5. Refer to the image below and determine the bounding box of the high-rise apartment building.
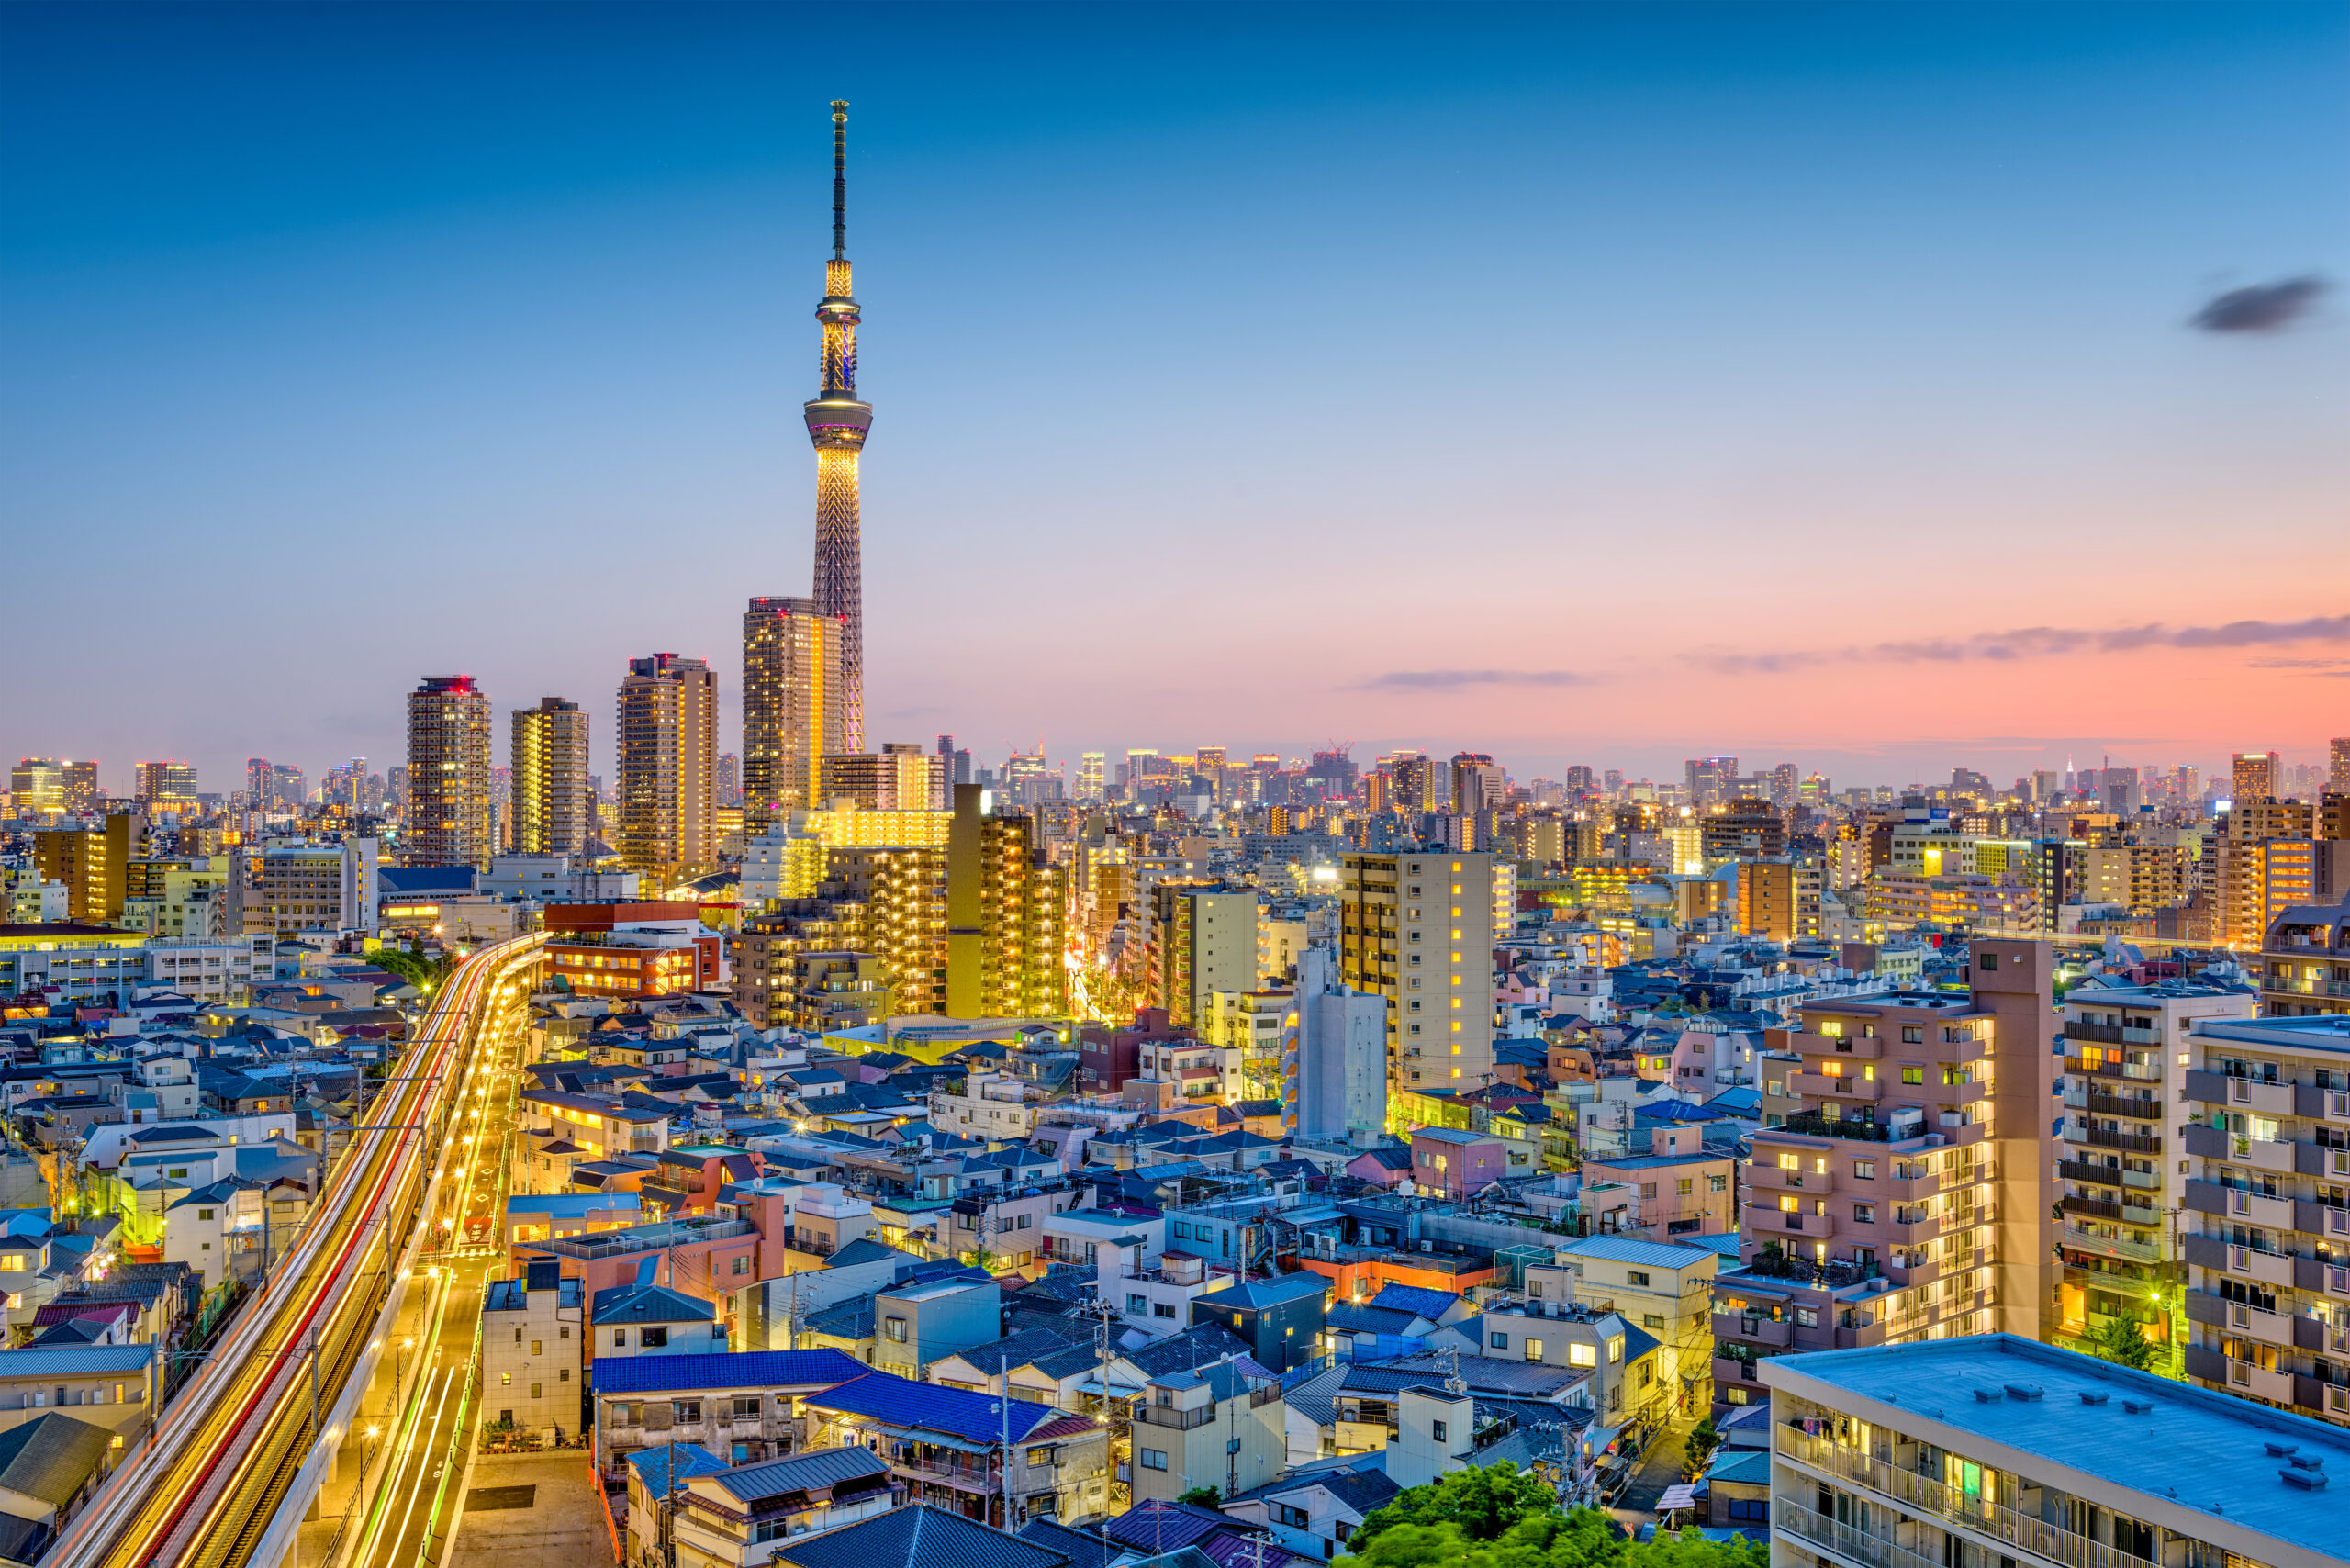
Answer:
[714,752,742,809]
[1712,940,2054,1374]
[245,758,272,806]
[270,763,305,810]
[1151,886,1259,1027]
[2332,736,2350,798]
[510,698,590,857]
[1077,752,1106,800]
[2263,901,2350,1018]
[1737,859,1796,940]
[131,762,198,809]
[806,102,871,755]
[1764,1336,2336,1568]
[2179,1009,2350,1428]
[58,761,99,816]
[944,784,1068,1019]
[2051,980,2254,1361]
[818,743,942,811]
[234,840,382,935]
[405,675,494,869]
[2217,798,2316,945]
[1338,851,1499,1113]
[1388,753,1437,814]
[615,654,717,886]
[32,814,133,922]
[742,596,844,834]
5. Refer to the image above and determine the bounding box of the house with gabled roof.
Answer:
[801,1369,1111,1529]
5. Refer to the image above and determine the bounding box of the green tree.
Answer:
[1681,1418,1721,1481]
[1353,1463,1560,1553]
[2088,1316,2159,1372]
[1177,1485,1223,1507]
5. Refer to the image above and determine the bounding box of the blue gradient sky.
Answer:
[5,3,2344,795]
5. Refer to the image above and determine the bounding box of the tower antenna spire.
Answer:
[831,99,848,260]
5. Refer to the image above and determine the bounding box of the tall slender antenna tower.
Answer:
[806,99,871,753]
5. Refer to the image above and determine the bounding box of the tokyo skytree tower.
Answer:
[805,100,872,753]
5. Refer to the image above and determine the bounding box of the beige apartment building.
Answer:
[1128,1358,1286,1505]
[2051,979,2255,1362]
[1339,852,1499,1114]
[2262,899,2350,1019]
[616,654,718,887]
[1711,940,2054,1406]
[2180,1011,2350,1427]
[742,597,843,834]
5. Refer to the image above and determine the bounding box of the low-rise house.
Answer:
[0,1345,155,1437]
[0,1409,117,1563]
[1223,1460,1400,1562]
[1702,1445,1769,1532]
[593,1348,868,1476]
[1187,1272,1327,1373]
[1129,1359,1284,1506]
[1115,1253,1236,1342]
[801,1371,1110,1529]
[670,1445,903,1568]
[1472,1296,1662,1430]
[593,1284,724,1362]
[872,1277,999,1380]
[1546,1236,1717,1419]
[625,1440,731,1568]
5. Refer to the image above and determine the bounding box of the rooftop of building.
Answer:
[1768,1334,2348,1559]
[2190,1013,2350,1056]
[1557,1235,1719,1271]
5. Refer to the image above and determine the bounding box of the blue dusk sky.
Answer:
[3,2,2344,794]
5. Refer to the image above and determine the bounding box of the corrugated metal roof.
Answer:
[1558,1235,1718,1271]
[805,1370,1059,1445]
[707,1443,888,1504]
[0,1412,112,1506]
[0,1345,153,1377]
[592,1349,865,1395]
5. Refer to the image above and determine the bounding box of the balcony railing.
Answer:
[1778,1430,2161,1568]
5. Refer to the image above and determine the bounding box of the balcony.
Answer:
[1711,1310,1795,1350]
[2294,1198,2350,1241]
[2221,1357,2298,1406]
[1805,1033,1884,1060]
[2214,1075,2297,1117]
[1743,1204,1833,1239]
[1133,1403,1218,1430]
[2065,1124,2161,1155]
[2216,1237,2298,1290]
[2185,1181,2294,1231]
[1710,1353,1763,1386]
[899,1455,998,1491]
[2298,1141,2350,1181]
[1790,1070,1879,1103]
[1774,1497,1940,1568]
[1747,1163,1833,1196]
[2185,1290,2295,1350]
[2060,1224,2161,1265]
[2066,1090,2164,1121]
[1777,1429,2156,1568]
[2298,1083,2350,1123]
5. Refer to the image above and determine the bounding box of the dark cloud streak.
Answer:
[1357,669,1593,691]
[1691,615,2350,675]
[2191,275,2329,333]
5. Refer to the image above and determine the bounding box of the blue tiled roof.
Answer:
[1558,1235,1716,1271]
[1367,1283,1460,1321]
[624,1441,728,1492]
[804,1370,1059,1444]
[591,1349,866,1395]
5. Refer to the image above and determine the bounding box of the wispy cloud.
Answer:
[1689,615,2350,675]
[1355,668,1594,691]
[2191,275,2331,333]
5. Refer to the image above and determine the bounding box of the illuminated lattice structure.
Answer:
[805,100,872,754]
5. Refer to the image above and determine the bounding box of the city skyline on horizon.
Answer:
[4,4,2343,793]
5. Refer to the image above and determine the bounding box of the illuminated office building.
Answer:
[405,676,493,869]
[615,654,717,886]
[743,596,844,834]
[33,814,132,922]
[818,743,942,811]
[11,760,64,818]
[132,762,198,811]
[805,101,871,754]
[2233,749,2279,805]
[510,697,590,857]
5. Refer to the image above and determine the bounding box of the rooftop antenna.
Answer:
[831,100,849,262]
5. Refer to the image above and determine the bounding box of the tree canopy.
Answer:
[1337,1464,1763,1568]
